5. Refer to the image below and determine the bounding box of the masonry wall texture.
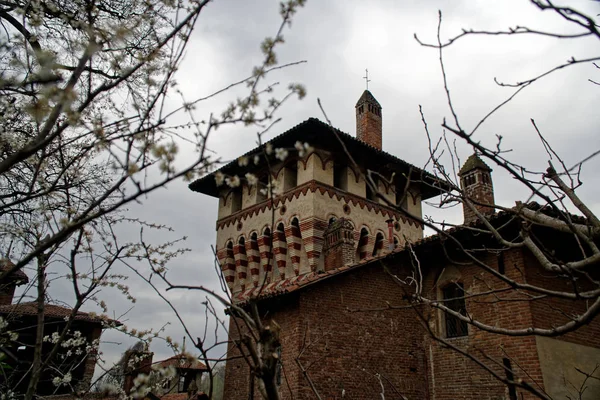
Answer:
[223,246,600,400]
[191,90,600,399]
[223,264,430,400]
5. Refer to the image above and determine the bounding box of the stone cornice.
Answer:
[216,180,422,230]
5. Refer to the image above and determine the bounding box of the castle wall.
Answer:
[215,179,423,295]
[223,264,429,400]
[423,249,545,400]
[423,248,600,400]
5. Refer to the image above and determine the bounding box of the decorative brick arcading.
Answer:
[216,246,236,291]
[323,218,356,271]
[273,227,288,280]
[284,223,302,276]
[245,237,260,287]
[258,233,273,283]
[233,242,248,291]
[300,217,327,272]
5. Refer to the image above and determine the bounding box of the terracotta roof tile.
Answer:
[0,259,29,284]
[158,354,208,371]
[0,302,119,325]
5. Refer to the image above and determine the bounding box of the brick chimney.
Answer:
[122,348,154,395]
[356,90,382,150]
[0,259,29,306]
[323,218,355,271]
[458,153,495,224]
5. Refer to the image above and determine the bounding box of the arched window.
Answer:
[372,232,384,257]
[442,283,468,338]
[357,228,369,260]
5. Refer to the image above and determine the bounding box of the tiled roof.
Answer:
[235,254,393,306]
[0,259,29,284]
[158,354,208,371]
[0,302,119,325]
[458,153,492,175]
[355,89,381,107]
[189,118,444,200]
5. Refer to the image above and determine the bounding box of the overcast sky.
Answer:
[36,0,600,375]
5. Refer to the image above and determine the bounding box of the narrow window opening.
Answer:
[482,172,490,185]
[442,283,468,338]
[357,228,369,261]
[463,173,477,187]
[396,191,408,209]
[372,232,384,257]
[328,217,337,226]
[178,373,186,392]
[257,174,269,202]
[231,189,242,213]
[393,237,399,248]
[498,253,505,275]
[282,164,297,192]
[334,165,347,191]
[366,181,377,202]
[503,358,518,400]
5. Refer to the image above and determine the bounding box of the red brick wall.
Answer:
[224,264,428,399]
[356,107,382,150]
[223,246,600,399]
[295,265,428,399]
[223,297,303,399]
[423,249,545,400]
[524,251,600,348]
[462,171,495,225]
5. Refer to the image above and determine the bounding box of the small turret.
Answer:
[458,153,495,224]
[356,90,382,150]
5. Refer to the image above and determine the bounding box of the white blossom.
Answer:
[214,172,225,186]
[275,148,288,161]
[238,156,249,167]
[245,173,258,186]
[225,175,240,188]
